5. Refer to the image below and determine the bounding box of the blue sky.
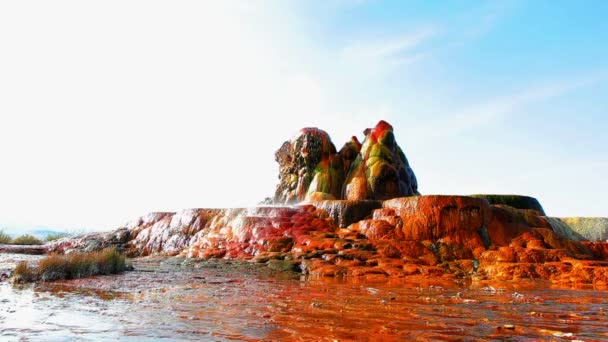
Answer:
[0,0,606,233]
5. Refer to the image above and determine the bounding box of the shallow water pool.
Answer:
[1,254,607,341]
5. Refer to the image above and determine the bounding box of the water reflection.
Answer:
[1,254,607,341]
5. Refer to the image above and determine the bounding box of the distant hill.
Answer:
[558,217,608,242]
[29,229,70,239]
[0,227,71,239]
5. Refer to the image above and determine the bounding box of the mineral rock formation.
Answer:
[47,195,608,286]
[343,120,419,200]
[313,200,381,228]
[36,121,608,287]
[337,136,362,177]
[274,128,345,202]
[274,120,418,203]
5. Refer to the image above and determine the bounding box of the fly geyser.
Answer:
[274,121,419,203]
[44,120,608,286]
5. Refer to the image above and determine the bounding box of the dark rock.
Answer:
[266,259,299,272]
[343,121,419,200]
[115,228,130,244]
[486,205,535,247]
[84,240,101,253]
[0,244,47,255]
[313,200,382,228]
[469,194,546,215]
[338,136,362,176]
[274,128,344,202]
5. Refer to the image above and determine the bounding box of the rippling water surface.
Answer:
[1,253,607,341]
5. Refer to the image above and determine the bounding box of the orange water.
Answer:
[1,254,607,341]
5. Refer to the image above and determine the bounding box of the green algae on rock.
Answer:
[343,120,419,201]
[469,194,546,215]
[545,217,587,241]
[274,128,345,202]
[273,121,419,203]
[554,217,608,242]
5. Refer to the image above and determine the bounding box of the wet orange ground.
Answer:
[1,255,607,341]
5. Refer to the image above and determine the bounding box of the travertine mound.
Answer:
[274,128,345,202]
[274,120,419,203]
[48,196,608,286]
[39,121,608,286]
[343,120,419,200]
[470,194,545,215]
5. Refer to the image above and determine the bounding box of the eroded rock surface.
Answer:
[313,200,381,228]
[0,244,47,255]
[470,194,546,215]
[343,120,419,200]
[34,121,608,286]
[274,128,345,202]
[274,120,418,203]
[47,196,608,286]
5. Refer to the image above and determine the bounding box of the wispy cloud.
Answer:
[336,1,517,75]
[459,0,522,41]
[341,26,440,71]
[344,27,438,59]
[422,71,608,136]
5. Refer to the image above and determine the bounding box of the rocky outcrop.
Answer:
[49,229,132,254]
[274,121,419,203]
[45,195,608,286]
[337,136,362,177]
[274,128,345,202]
[313,200,381,228]
[0,244,47,255]
[182,206,336,259]
[486,205,552,246]
[343,120,419,200]
[545,217,587,241]
[470,194,546,215]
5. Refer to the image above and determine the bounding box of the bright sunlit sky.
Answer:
[1,1,607,233]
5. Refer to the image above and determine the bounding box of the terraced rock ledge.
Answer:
[44,195,608,287]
